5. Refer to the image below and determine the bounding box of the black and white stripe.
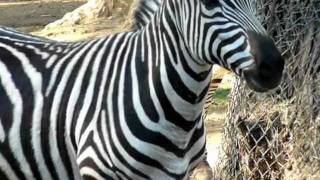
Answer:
[0,0,283,179]
[134,0,161,29]
[134,0,231,121]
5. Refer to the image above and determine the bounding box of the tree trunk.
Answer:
[44,0,117,30]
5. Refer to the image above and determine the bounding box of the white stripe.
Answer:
[0,153,19,180]
[117,37,178,178]
[79,167,105,180]
[64,134,81,180]
[77,34,140,178]
[46,42,86,96]
[203,21,238,60]
[25,45,50,59]
[220,36,246,58]
[0,43,52,179]
[77,34,125,173]
[159,48,204,121]
[77,147,118,179]
[0,59,34,180]
[49,41,96,180]
[56,47,63,53]
[132,37,206,174]
[75,34,121,156]
[101,110,143,179]
[46,54,58,68]
[116,172,128,180]
[105,34,148,180]
[72,38,105,144]
[0,118,5,143]
[133,40,198,144]
[65,37,112,180]
[162,32,211,95]
[236,59,254,73]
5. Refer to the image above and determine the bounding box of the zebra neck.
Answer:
[137,14,213,126]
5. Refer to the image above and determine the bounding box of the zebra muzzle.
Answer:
[243,32,285,92]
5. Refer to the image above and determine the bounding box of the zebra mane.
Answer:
[133,0,161,29]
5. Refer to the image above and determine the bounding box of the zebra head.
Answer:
[177,0,285,92]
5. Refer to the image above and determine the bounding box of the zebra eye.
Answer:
[201,0,219,7]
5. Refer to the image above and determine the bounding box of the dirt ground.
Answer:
[0,0,229,173]
[0,0,85,32]
[0,0,130,41]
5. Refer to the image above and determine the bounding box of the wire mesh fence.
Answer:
[213,0,320,179]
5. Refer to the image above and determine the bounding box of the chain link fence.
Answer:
[213,0,320,179]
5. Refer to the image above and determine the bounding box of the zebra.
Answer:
[0,0,284,179]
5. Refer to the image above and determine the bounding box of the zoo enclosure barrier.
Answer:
[212,0,320,179]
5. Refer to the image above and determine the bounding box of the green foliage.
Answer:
[212,88,231,107]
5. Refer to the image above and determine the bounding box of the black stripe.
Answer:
[135,35,160,123]
[98,114,131,180]
[0,46,43,179]
[43,42,94,180]
[217,32,243,60]
[78,132,115,179]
